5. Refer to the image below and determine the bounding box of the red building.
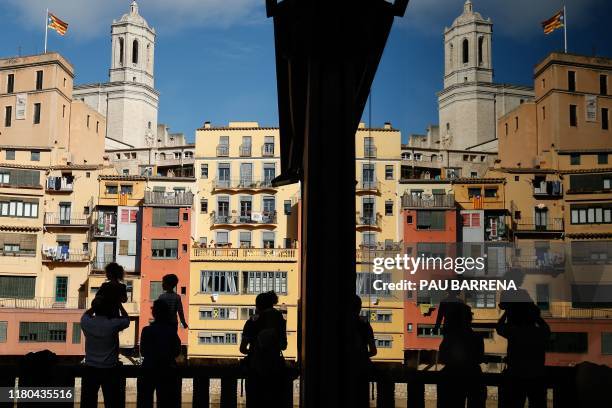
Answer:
[139,193,193,344]
[401,191,457,361]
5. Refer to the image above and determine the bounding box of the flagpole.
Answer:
[563,5,568,53]
[44,8,48,53]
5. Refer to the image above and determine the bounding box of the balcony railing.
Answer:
[192,247,297,261]
[542,303,612,319]
[513,218,564,232]
[402,193,455,209]
[357,248,401,262]
[144,191,194,207]
[44,213,91,226]
[364,146,377,158]
[356,215,382,228]
[0,361,577,408]
[0,297,84,309]
[211,212,277,226]
[46,177,74,192]
[262,143,275,157]
[0,249,36,257]
[533,181,563,197]
[239,144,252,157]
[216,145,229,157]
[212,179,275,190]
[92,215,117,237]
[42,249,90,263]
[356,180,381,192]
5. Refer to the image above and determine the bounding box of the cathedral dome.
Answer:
[117,1,151,29]
[452,1,488,26]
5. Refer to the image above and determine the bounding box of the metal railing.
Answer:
[356,180,381,192]
[543,303,612,319]
[0,249,36,257]
[44,213,91,226]
[402,194,455,209]
[144,191,194,206]
[216,145,229,157]
[46,177,74,192]
[92,215,117,237]
[211,213,277,225]
[262,144,275,157]
[239,144,252,157]
[356,215,381,228]
[513,217,564,232]
[42,249,90,263]
[533,181,563,197]
[0,297,83,309]
[192,247,297,261]
[212,179,275,190]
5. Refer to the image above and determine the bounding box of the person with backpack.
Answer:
[240,291,288,408]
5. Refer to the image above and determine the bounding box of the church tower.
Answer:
[74,1,159,148]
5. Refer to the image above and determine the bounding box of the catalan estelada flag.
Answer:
[542,9,564,35]
[47,12,68,36]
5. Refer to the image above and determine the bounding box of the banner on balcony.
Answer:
[251,212,263,222]
[585,95,597,122]
[15,93,27,120]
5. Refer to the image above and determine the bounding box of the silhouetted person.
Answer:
[437,303,486,408]
[349,295,377,408]
[137,300,182,408]
[240,291,288,408]
[95,262,128,318]
[435,290,465,335]
[80,298,130,407]
[157,274,188,330]
[18,350,72,408]
[496,302,550,408]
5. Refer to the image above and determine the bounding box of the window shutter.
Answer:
[130,209,137,223]
[151,240,165,250]
[128,240,136,255]
[166,208,179,224]
[431,211,446,230]
[119,240,129,255]
[417,211,431,227]
[471,213,481,227]
[120,209,129,223]
[152,208,164,226]
[0,321,7,343]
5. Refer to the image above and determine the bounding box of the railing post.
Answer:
[193,376,210,408]
[220,376,237,408]
[376,379,395,408]
[407,381,425,408]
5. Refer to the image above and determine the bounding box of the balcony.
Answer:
[211,212,277,226]
[192,247,297,261]
[144,191,194,207]
[45,177,74,193]
[42,249,90,263]
[0,297,84,309]
[44,213,91,227]
[533,181,563,198]
[216,145,229,157]
[262,143,275,157]
[356,180,381,193]
[212,179,276,192]
[356,215,382,229]
[402,193,455,209]
[0,248,36,257]
[513,218,564,233]
[364,146,377,158]
[357,248,401,263]
[239,144,252,157]
[92,215,117,238]
[90,258,138,274]
[543,303,612,319]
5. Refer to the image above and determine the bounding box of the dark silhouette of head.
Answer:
[105,262,124,281]
[91,297,114,318]
[162,274,179,291]
[255,291,278,312]
[152,299,171,323]
[352,295,362,316]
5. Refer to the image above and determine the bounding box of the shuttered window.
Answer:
[0,233,37,255]
[119,240,129,255]
[417,210,445,230]
[72,323,81,344]
[150,281,163,300]
[120,208,138,224]
[151,239,178,259]
[152,208,179,227]
[0,276,35,298]
[0,169,39,187]
[0,321,7,343]
[19,322,66,342]
[603,333,612,355]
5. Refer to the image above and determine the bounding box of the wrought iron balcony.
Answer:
[262,143,275,157]
[216,145,229,157]
[513,217,564,233]
[0,296,85,309]
[533,181,563,197]
[239,144,252,157]
[356,180,381,192]
[402,193,455,209]
[212,179,276,191]
[356,215,382,228]
[144,191,194,207]
[42,249,90,263]
[44,213,91,227]
[45,177,74,193]
[92,215,117,238]
[192,247,297,261]
[211,212,277,226]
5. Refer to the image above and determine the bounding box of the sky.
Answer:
[1,0,611,143]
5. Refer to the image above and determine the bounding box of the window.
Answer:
[263,136,275,156]
[263,231,275,248]
[72,323,81,344]
[417,210,445,230]
[55,276,68,302]
[504,123,508,136]
[484,188,497,198]
[417,324,442,337]
[385,200,393,216]
[239,231,252,248]
[263,196,275,215]
[600,75,608,96]
[19,322,66,342]
[216,231,229,246]
[5,106,12,127]
[542,106,546,120]
[36,70,43,90]
[0,276,35,298]
[462,38,469,64]
[284,200,292,215]
[198,332,238,345]
[356,273,390,297]
[5,150,15,160]
[31,151,40,161]
[375,337,393,348]
[86,115,90,128]
[200,164,208,179]
[132,40,139,64]
[0,321,6,343]
[547,332,588,354]
[263,163,276,184]
[598,153,609,165]
[570,205,611,225]
[536,284,550,310]
[468,292,496,308]
[478,36,484,64]
[7,74,14,93]
[199,307,238,320]
[152,208,179,227]
[62,105,66,118]
[96,121,99,133]
[33,103,41,124]
[151,239,178,259]
[118,240,137,256]
[120,185,133,195]
[361,232,376,248]
[515,116,519,130]
[105,184,118,195]
[200,199,208,213]
[244,271,288,294]
[200,271,239,294]
[385,165,394,180]
[120,208,138,223]
[569,104,577,127]
[462,212,481,228]
[570,153,581,165]
[603,108,609,130]
[0,200,39,218]
[467,187,481,198]
[568,71,576,92]
[603,333,612,355]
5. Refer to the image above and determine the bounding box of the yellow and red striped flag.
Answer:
[542,9,564,35]
[47,12,68,36]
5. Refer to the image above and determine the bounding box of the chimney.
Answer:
[203,121,211,129]
[384,122,392,129]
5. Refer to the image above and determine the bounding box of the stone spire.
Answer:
[130,1,139,15]
[464,0,473,13]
